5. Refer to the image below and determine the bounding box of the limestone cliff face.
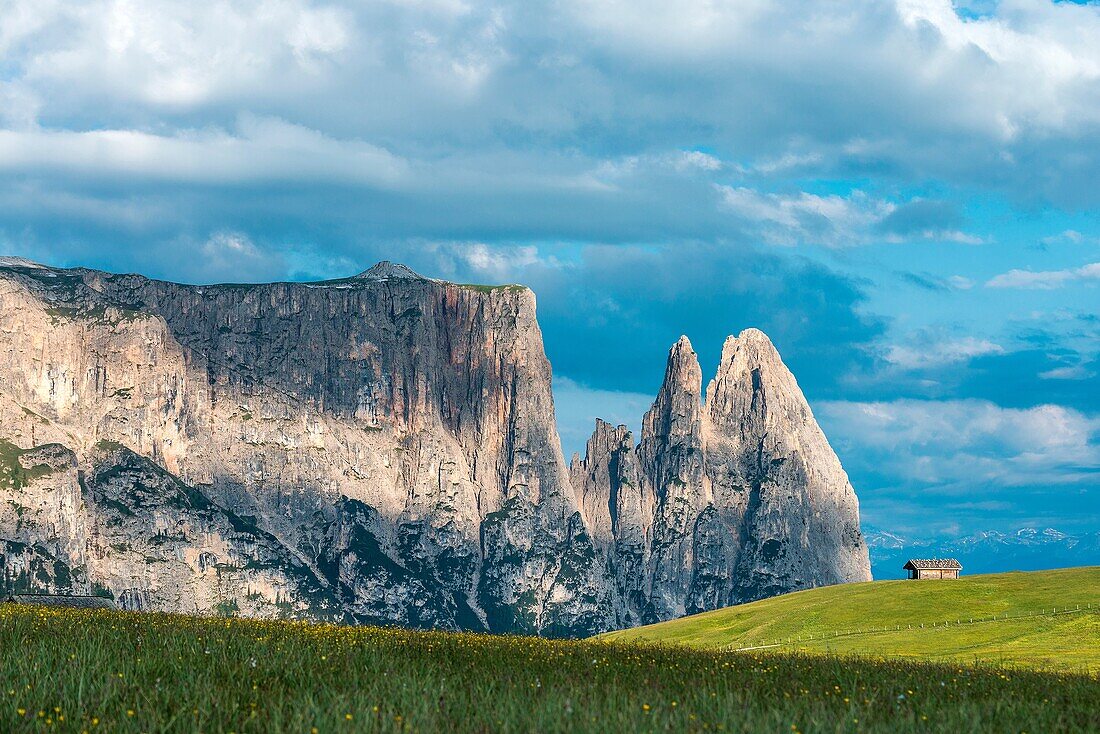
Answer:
[0,257,867,633]
[0,259,609,634]
[570,332,871,625]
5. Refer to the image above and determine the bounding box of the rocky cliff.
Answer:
[0,257,868,634]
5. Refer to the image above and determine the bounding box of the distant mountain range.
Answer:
[866,527,1100,579]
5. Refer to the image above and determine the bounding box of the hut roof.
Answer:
[4,594,117,610]
[903,558,962,570]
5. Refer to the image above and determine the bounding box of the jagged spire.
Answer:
[664,336,703,398]
[572,418,639,545]
[705,327,803,431]
[640,336,703,443]
[717,328,781,368]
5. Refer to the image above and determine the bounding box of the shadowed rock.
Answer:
[0,259,868,634]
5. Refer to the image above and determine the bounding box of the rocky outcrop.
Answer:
[0,258,867,633]
[0,441,88,596]
[1,439,344,616]
[571,332,871,625]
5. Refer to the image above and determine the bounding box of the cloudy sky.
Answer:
[2,0,1098,539]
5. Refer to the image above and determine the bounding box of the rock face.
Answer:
[0,258,868,634]
[570,332,871,626]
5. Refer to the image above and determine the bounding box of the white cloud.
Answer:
[893,0,1100,137]
[743,151,824,175]
[0,1,1097,178]
[0,0,1097,239]
[119,230,289,284]
[674,150,723,172]
[986,262,1100,289]
[564,0,1100,139]
[6,0,353,109]
[1040,229,1088,246]
[0,116,410,186]
[0,80,40,129]
[716,185,893,247]
[451,242,543,280]
[884,337,1004,370]
[713,185,983,247]
[817,398,1100,488]
[195,231,286,283]
[1039,365,1096,381]
[948,275,974,290]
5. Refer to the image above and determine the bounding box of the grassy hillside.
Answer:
[1,605,1097,733]
[604,567,1100,673]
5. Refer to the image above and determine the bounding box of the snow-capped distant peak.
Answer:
[865,531,908,549]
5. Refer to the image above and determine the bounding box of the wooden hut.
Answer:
[903,558,962,580]
[3,593,117,610]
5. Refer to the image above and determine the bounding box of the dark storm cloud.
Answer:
[521,242,885,397]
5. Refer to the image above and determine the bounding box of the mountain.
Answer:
[0,258,868,634]
[866,527,1100,579]
[572,332,870,626]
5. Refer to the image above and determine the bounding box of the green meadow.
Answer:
[604,567,1100,674]
[1,599,1097,733]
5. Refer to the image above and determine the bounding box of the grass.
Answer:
[0,439,56,491]
[1,605,1097,733]
[603,567,1100,674]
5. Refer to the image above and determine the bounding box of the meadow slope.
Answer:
[603,567,1100,673]
[1,605,1097,733]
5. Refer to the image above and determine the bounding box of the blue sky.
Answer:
[1,0,1097,539]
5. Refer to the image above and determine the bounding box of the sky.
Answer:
[1,0,1097,539]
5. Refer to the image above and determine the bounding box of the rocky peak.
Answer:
[719,328,780,367]
[643,336,703,442]
[354,261,430,281]
[668,335,702,389]
[583,419,632,458]
[705,327,805,435]
[639,336,705,503]
[573,327,871,623]
[571,419,639,546]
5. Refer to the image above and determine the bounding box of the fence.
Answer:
[722,602,1097,652]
